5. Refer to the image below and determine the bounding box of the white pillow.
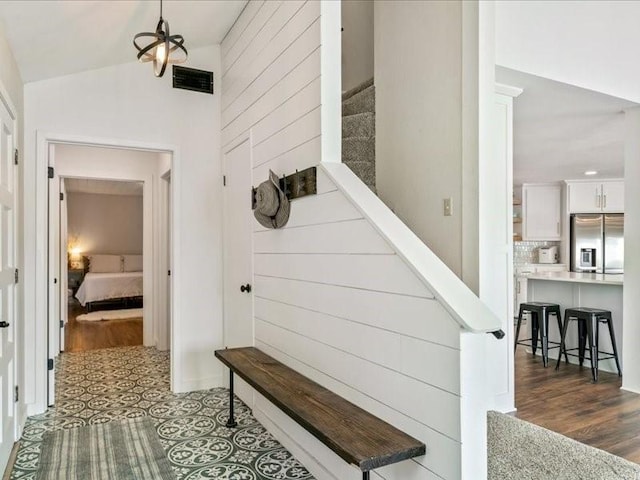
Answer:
[123,255,143,272]
[89,254,122,273]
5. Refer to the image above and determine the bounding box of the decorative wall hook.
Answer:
[279,166,317,201]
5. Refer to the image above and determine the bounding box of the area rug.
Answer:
[488,411,640,480]
[76,308,143,322]
[36,417,175,480]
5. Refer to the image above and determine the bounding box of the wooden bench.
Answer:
[215,347,426,480]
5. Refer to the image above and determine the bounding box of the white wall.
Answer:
[623,108,640,393]
[0,24,25,430]
[67,192,143,255]
[495,0,640,392]
[222,2,495,478]
[374,0,468,283]
[24,45,222,412]
[341,0,374,92]
[495,1,640,104]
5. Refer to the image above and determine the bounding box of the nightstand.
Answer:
[68,268,85,295]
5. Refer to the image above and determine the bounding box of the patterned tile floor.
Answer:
[10,346,314,480]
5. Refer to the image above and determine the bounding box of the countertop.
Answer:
[525,271,624,285]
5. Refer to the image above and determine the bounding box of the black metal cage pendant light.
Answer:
[133,0,188,78]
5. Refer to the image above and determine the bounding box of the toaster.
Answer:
[538,246,559,264]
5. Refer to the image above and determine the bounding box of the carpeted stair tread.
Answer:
[342,77,374,102]
[342,136,375,164]
[343,112,375,138]
[342,85,375,116]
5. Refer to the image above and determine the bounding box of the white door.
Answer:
[47,145,59,406]
[223,138,254,350]
[0,95,17,468]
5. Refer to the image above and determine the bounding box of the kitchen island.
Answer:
[525,271,623,374]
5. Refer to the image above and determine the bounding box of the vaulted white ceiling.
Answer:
[0,0,247,83]
[497,67,637,186]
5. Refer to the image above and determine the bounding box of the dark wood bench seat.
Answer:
[215,347,426,479]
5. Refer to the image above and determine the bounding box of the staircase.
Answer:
[342,78,375,192]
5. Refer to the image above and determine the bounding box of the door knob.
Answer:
[240,284,252,293]
[0,321,10,328]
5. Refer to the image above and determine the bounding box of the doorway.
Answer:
[44,141,176,407]
[63,178,145,352]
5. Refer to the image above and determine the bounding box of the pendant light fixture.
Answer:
[133,0,188,78]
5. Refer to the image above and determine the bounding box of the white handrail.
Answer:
[320,162,502,333]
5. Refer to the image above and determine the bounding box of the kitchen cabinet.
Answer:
[601,181,624,212]
[522,183,562,241]
[567,180,624,213]
[514,264,567,318]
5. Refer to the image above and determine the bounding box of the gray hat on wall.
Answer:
[253,170,290,229]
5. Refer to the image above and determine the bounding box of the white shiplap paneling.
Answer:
[221,0,264,60]
[223,49,320,147]
[254,254,430,297]
[254,297,461,394]
[223,2,320,113]
[251,77,321,147]
[222,1,283,75]
[253,219,394,254]
[255,341,462,480]
[253,275,460,348]
[223,1,305,87]
[222,1,466,479]
[252,107,320,167]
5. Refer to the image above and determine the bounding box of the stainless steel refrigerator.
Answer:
[570,214,624,273]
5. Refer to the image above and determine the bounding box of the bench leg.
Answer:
[363,472,370,480]
[226,370,238,428]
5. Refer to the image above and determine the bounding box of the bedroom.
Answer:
[48,143,172,371]
[65,178,144,352]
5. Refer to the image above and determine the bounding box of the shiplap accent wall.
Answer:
[222,2,485,479]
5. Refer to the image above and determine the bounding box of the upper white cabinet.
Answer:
[522,183,562,241]
[566,180,624,213]
[601,181,624,212]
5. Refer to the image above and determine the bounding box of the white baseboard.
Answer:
[27,402,47,417]
[620,386,640,395]
[175,374,223,393]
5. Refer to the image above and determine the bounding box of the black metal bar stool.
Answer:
[555,307,621,382]
[514,302,565,367]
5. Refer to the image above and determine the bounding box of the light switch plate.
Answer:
[444,198,452,216]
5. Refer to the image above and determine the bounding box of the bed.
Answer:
[75,254,143,311]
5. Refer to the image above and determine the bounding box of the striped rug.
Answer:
[36,417,175,480]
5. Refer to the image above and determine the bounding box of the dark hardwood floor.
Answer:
[65,301,143,353]
[515,347,640,463]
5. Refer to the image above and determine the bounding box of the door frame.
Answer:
[156,168,171,351]
[0,80,20,445]
[32,132,182,413]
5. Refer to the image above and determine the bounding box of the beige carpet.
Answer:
[76,308,143,322]
[488,411,640,480]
